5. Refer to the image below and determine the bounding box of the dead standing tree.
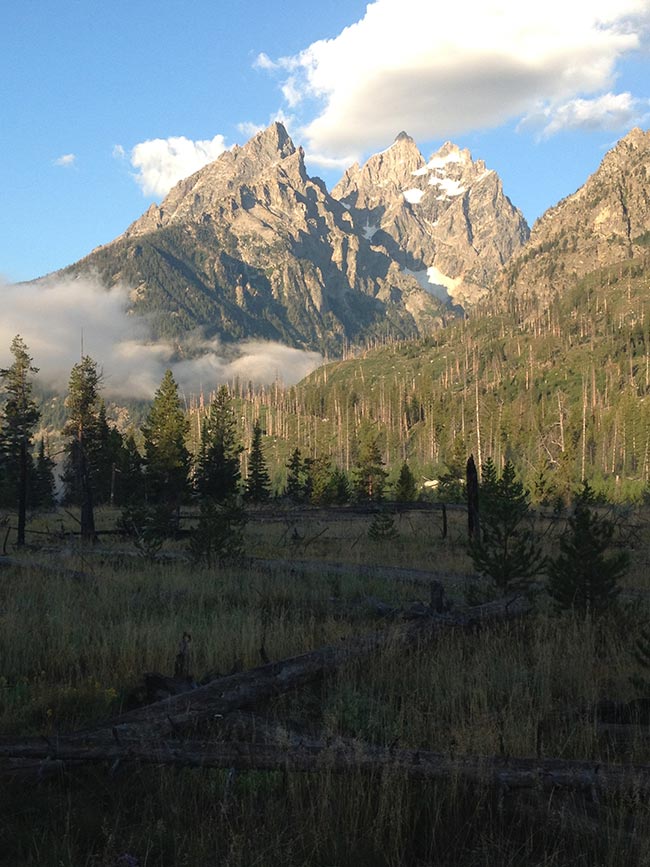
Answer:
[466,454,480,540]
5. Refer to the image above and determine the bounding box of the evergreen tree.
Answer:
[309,455,335,504]
[368,509,399,541]
[330,468,351,504]
[244,419,271,502]
[31,438,56,511]
[394,461,418,502]
[62,355,101,541]
[189,497,247,566]
[115,433,144,506]
[353,424,387,502]
[469,459,544,593]
[285,447,307,500]
[546,482,629,616]
[85,401,126,505]
[438,434,467,501]
[142,370,190,512]
[195,386,242,501]
[0,336,40,545]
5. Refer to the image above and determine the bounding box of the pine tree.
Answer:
[353,424,387,502]
[438,434,466,501]
[244,419,271,502]
[85,401,126,505]
[394,461,418,502]
[62,355,101,541]
[330,468,351,504]
[0,336,40,545]
[368,509,399,541]
[115,434,144,506]
[469,459,544,593]
[195,386,242,501]
[189,497,247,566]
[285,447,306,500]
[31,438,56,511]
[142,370,190,512]
[546,482,629,616]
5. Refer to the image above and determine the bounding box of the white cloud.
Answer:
[130,134,228,198]
[112,144,126,159]
[237,121,264,138]
[263,0,650,157]
[53,153,76,167]
[254,51,279,71]
[523,92,650,138]
[281,77,303,108]
[0,277,322,398]
[305,151,359,170]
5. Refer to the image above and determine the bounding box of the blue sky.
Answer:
[2,0,650,284]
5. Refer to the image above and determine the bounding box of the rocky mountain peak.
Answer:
[123,122,302,237]
[331,135,529,305]
[505,126,650,299]
[241,120,296,165]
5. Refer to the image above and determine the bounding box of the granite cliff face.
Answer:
[63,123,446,352]
[505,128,650,298]
[332,132,530,306]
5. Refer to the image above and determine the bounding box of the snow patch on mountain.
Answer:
[428,177,466,197]
[402,265,462,303]
[362,219,379,240]
[403,188,425,204]
[426,150,465,170]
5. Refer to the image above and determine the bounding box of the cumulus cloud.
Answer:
[523,92,650,138]
[263,0,650,157]
[53,153,76,167]
[130,134,228,198]
[0,277,323,399]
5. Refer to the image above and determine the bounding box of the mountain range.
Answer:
[41,123,650,354]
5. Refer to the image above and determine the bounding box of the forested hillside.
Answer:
[231,251,650,502]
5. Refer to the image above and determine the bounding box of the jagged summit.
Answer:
[124,122,300,238]
[60,122,447,352]
[505,127,650,298]
[332,136,529,305]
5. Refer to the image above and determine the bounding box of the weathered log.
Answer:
[252,556,477,589]
[2,735,650,796]
[0,592,532,784]
[77,593,529,741]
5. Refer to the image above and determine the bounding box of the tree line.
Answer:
[0,337,428,548]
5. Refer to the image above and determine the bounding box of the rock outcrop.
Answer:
[332,133,530,306]
[504,128,650,299]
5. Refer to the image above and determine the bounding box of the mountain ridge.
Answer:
[49,122,531,352]
[33,123,650,358]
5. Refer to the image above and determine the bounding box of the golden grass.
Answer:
[2,504,650,865]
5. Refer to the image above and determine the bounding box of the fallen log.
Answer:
[2,735,650,796]
[78,593,529,741]
[0,592,532,784]
[252,556,476,589]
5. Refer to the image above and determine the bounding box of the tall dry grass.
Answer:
[1,504,650,865]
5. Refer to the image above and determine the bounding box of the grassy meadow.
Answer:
[2,504,650,866]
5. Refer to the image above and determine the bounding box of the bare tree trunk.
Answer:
[466,454,480,540]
